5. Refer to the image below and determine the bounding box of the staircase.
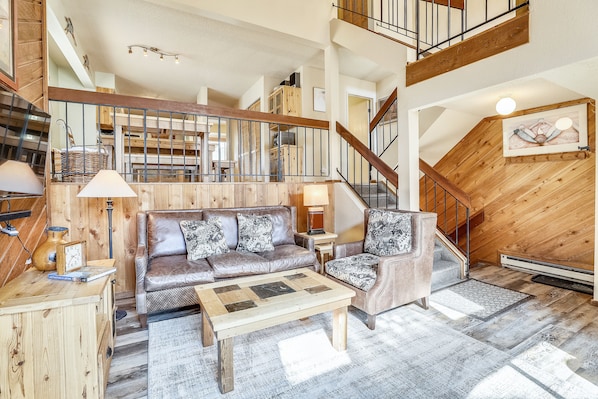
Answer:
[431,237,465,292]
[352,183,397,208]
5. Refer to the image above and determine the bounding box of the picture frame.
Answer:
[56,240,87,275]
[0,0,17,90]
[502,103,588,157]
[377,96,398,123]
[313,87,326,112]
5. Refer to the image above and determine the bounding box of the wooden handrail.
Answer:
[48,87,329,130]
[369,88,397,132]
[336,122,398,187]
[419,159,471,208]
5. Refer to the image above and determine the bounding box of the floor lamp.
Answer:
[78,170,137,320]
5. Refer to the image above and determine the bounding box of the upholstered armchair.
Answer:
[325,208,437,330]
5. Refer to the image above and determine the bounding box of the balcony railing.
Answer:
[334,0,530,59]
[48,87,329,184]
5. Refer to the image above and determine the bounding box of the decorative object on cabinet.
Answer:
[502,103,588,157]
[77,170,137,259]
[0,160,44,235]
[56,240,87,274]
[303,184,329,235]
[0,259,116,398]
[31,226,69,271]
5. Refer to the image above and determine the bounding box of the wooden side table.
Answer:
[296,231,338,273]
[0,259,116,399]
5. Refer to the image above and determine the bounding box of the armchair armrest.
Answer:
[294,233,315,252]
[134,244,149,315]
[333,240,365,259]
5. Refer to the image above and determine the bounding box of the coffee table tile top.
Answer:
[251,281,296,299]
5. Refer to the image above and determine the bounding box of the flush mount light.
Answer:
[496,97,516,115]
[555,116,573,131]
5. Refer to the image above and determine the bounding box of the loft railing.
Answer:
[48,87,329,183]
[333,0,529,59]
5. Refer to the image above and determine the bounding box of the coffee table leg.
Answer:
[218,338,234,393]
[332,306,348,351]
[201,311,214,347]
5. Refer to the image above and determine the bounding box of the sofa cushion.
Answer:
[236,213,275,253]
[180,218,230,260]
[203,206,295,248]
[258,244,319,273]
[145,255,214,292]
[147,210,202,259]
[325,253,380,292]
[208,251,270,278]
[364,209,412,256]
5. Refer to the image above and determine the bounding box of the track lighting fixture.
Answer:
[128,45,180,64]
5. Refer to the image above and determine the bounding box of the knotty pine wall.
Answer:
[48,182,335,296]
[432,98,595,271]
[0,0,49,287]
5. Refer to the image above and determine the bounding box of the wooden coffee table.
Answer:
[195,267,355,393]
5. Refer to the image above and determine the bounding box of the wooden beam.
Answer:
[406,11,529,86]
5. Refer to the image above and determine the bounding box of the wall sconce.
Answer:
[77,170,137,258]
[303,185,329,235]
[0,160,44,236]
[496,97,516,115]
[128,44,180,64]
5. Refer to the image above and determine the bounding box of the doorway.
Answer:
[347,94,372,184]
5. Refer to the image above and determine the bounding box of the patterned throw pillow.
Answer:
[236,213,275,253]
[179,218,229,260]
[364,209,412,256]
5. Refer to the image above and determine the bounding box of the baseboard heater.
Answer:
[500,254,594,285]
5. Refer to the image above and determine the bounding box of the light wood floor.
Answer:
[105,264,598,399]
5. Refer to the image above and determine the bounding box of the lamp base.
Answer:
[307,206,325,235]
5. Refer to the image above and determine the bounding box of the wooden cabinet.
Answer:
[268,86,301,117]
[0,259,116,399]
[270,145,303,182]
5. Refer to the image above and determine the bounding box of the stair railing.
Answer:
[419,158,470,274]
[337,122,399,209]
[333,0,530,59]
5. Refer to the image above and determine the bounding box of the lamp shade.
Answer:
[303,185,329,206]
[77,170,137,198]
[0,160,43,195]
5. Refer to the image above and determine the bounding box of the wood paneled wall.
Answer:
[48,182,335,296]
[0,0,48,287]
[431,99,595,270]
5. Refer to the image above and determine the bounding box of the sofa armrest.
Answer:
[333,240,365,259]
[294,233,315,252]
[134,244,149,315]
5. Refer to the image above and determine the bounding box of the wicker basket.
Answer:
[60,147,108,182]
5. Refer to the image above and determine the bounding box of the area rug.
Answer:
[430,279,532,321]
[147,305,597,398]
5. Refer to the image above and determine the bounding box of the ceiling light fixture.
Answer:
[496,97,516,115]
[128,44,180,64]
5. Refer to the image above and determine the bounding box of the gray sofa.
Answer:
[135,205,319,327]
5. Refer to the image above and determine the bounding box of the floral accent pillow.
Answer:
[364,209,412,256]
[236,213,275,253]
[179,218,229,260]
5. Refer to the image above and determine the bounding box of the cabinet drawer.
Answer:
[97,320,113,395]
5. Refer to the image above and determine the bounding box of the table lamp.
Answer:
[0,160,44,236]
[303,184,328,235]
[77,170,137,258]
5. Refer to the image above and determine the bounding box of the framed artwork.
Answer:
[0,0,17,90]
[56,241,87,275]
[377,96,398,123]
[313,87,326,112]
[502,104,588,157]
